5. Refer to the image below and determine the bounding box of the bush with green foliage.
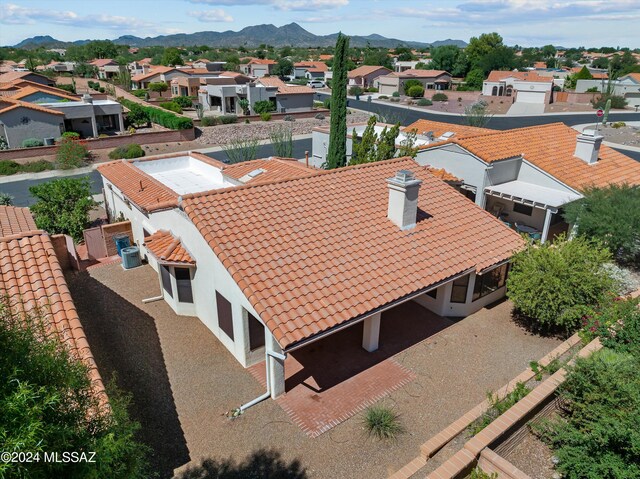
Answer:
[172,96,194,108]
[581,297,640,357]
[269,125,293,157]
[0,192,13,205]
[219,114,238,124]
[55,83,76,94]
[98,87,105,93]
[62,131,80,140]
[222,137,260,164]
[125,103,150,128]
[158,101,183,114]
[507,235,617,333]
[148,81,169,97]
[378,95,389,100]
[56,137,89,170]
[22,138,44,148]
[0,301,150,479]
[403,79,423,95]
[469,382,531,435]
[592,94,627,110]
[432,92,448,101]
[391,91,400,97]
[260,112,272,121]
[564,184,640,265]
[612,121,626,128]
[0,160,54,176]
[469,468,498,479]
[200,116,219,127]
[538,349,640,478]
[315,113,325,120]
[131,89,148,98]
[29,177,98,242]
[253,100,276,114]
[362,405,404,440]
[322,98,331,110]
[108,144,145,160]
[119,99,193,129]
[407,84,425,98]
[464,68,485,90]
[348,86,363,96]
[416,98,432,106]
[390,97,400,102]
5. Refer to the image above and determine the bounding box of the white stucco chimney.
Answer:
[574,129,603,164]
[81,94,93,104]
[386,170,422,230]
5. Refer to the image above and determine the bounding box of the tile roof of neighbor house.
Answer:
[9,85,79,102]
[404,119,495,140]
[144,230,194,264]
[319,54,333,61]
[131,66,177,82]
[295,61,329,72]
[486,70,553,82]
[0,207,106,405]
[249,59,277,65]
[0,205,37,237]
[388,69,450,78]
[0,97,65,116]
[451,123,640,191]
[621,73,640,83]
[0,71,50,83]
[256,77,314,95]
[425,166,461,183]
[90,58,116,67]
[348,65,392,78]
[222,157,316,184]
[181,157,524,349]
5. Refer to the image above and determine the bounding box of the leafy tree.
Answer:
[403,79,423,95]
[407,84,425,98]
[0,301,150,479]
[466,32,505,68]
[397,128,419,159]
[591,57,609,69]
[161,47,184,66]
[253,100,275,114]
[126,103,150,128]
[429,45,468,76]
[74,62,98,78]
[506,235,617,333]
[117,65,132,91]
[148,82,169,97]
[350,116,378,165]
[362,46,392,69]
[273,58,293,78]
[464,68,485,90]
[574,65,593,80]
[462,101,493,127]
[85,40,120,60]
[29,177,99,242]
[56,137,89,169]
[478,45,517,74]
[563,184,640,265]
[326,33,350,169]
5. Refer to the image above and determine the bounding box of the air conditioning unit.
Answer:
[44,137,55,146]
[121,246,141,270]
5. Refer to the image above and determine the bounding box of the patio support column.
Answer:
[541,207,554,244]
[267,335,285,399]
[362,312,381,352]
[90,115,98,138]
[118,112,125,132]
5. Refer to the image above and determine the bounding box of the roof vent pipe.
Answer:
[574,129,603,164]
[386,170,422,230]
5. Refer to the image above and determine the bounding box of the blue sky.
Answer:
[1,0,638,48]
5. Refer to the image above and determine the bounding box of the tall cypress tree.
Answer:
[326,33,350,169]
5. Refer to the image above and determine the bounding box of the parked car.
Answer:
[307,80,326,89]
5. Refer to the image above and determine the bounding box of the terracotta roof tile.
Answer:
[405,119,495,140]
[348,65,392,78]
[144,230,194,264]
[0,96,64,116]
[451,123,640,190]
[486,70,553,82]
[222,157,316,184]
[131,66,176,82]
[388,69,450,78]
[90,59,116,67]
[182,158,523,349]
[0,206,37,237]
[10,85,79,102]
[256,77,314,95]
[425,166,461,183]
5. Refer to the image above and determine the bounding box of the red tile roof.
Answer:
[348,65,392,78]
[131,66,176,82]
[90,59,116,67]
[222,157,316,184]
[249,59,277,65]
[404,119,495,141]
[294,61,329,72]
[144,230,194,264]
[425,166,461,183]
[0,97,64,116]
[486,70,552,83]
[0,71,51,83]
[388,69,450,79]
[256,77,314,95]
[182,157,523,349]
[10,85,79,102]
[0,206,38,237]
[451,123,640,190]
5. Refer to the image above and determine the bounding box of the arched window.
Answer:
[491,86,498,96]
[506,87,513,97]
[498,86,504,96]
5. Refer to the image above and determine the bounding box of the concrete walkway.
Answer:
[506,102,546,116]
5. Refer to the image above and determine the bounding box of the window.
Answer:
[513,203,533,216]
[247,311,265,351]
[473,264,509,301]
[175,267,193,303]
[143,228,151,238]
[427,288,438,299]
[450,274,470,303]
[161,265,172,297]
[216,291,234,340]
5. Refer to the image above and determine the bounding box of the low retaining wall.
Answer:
[0,128,196,161]
[51,234,80,271]
[193,108,329,126]
[478,448,529,479]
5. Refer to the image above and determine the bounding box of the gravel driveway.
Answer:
[67,263,560,479]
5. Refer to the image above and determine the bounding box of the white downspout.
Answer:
[239,349,286,412]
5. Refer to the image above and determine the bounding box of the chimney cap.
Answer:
[387,169,422,188]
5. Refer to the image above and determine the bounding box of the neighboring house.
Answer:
[131,66,220,90]
[482,70,554,104]
[247,59,277,78]
[90,59,120,80]
[0,98,64,148]
[171,73,252,97]
[414,121,640,243]
[0,79,78,102]
[377,69,452,95]
[292,61,328,80]
[347,65,392,88]
[393,60,422,72]
[575,73,640,107]
[198,76,314,114]
[0,71,55,86]
[128,58,153,75]
[37,61,76,73]
[0,206,106,404]
[98,152,522,398]
[189,59,226,71]
[44,94,125,138]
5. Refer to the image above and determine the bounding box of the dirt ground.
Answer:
[66,263,561,479]
[598,123,640,146]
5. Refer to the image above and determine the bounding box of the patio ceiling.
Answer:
[485,180,581,209]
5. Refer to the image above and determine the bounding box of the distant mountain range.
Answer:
[11,23,467,50]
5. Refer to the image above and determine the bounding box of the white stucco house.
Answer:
[98,151,523,403]
[482,70,554,104]
[575,73,640,108]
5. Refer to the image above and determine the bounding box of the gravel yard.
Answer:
[67,263,560,479]
[599,122,640,146]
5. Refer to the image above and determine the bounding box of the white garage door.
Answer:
[517,90,546,104]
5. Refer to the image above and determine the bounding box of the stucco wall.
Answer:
[0,107,63,148]
[276,93,314,113]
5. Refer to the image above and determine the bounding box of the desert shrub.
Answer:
[366,87,378,92]
[407,84,425,98]
[416,98,432,106]
[391,91,400,97]
[283,115,295,122]
[108,144,145,160]
[0,160,20,175]
[403,79,422,95]
[469,382,531,435]
[253,100,276,114]
[581,297,640,357]
[62,131,80,140]
[269,125,293,157]
[586,86,599,93]
[313,100,324,108]
[200,116,218,127]
[222,137,260,164]
[469,468,498,479]
[19,160,54,173]
[432,92,448,101]
[260,112,272,121]
[159,101,183,114]
[348,86,363,96]
[378,95,389,99]
[99,87,105,93]
[315,113,325,120]
[592,94,627,109]
[0,192,13,205]
[507,235,617,333]
[322,98,331,110]
[244,119,250,124]
[390,97,400,102]
[55,83,75,94]
[363,405,404,440]
[22,138,44,148]
[172,96,193,108]
[612,121,626,128]
[219,114,238,124]
[118,99,192,129]
[56,137,89,170]
[131,89,148,98]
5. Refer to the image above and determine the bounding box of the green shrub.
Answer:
[390,97,400,102]
[99,87,105,93]
[469,468,498,479]
[391,91,400,97]
[283,115,295,122]
[507,235,617,333]
[315,113,325,120]
[0,192,13,205]
[260,112,272,121]
[403,79,422,95]
[469,382,531,436]
[20,160,54,173]
[612,121,626,128]
[200,116,219,127]
[322,98,331,110]
[363,405,404,440]
[407,84,425,98]
[313,100,324,108]
[582,297,640,356]
[62,131,80,140]
[219,114,238,124]
[22,138,44,148]
[56,137,89,170]
[172,96,193,108]
[159,101,183,114]
[366,87,378,92]
[432,92,448,101]
[55,83,75,94]
[416,98,432,106]
[348,86,363,96]
[378,95,389,99]
[0,160,20,176]
[586,86,599,93]
[108,144,145,160]
[126,103,150,128]
[131,89,148,98]
[592,94,627,109]
[253,100,276,114]
[118,98,193,129]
